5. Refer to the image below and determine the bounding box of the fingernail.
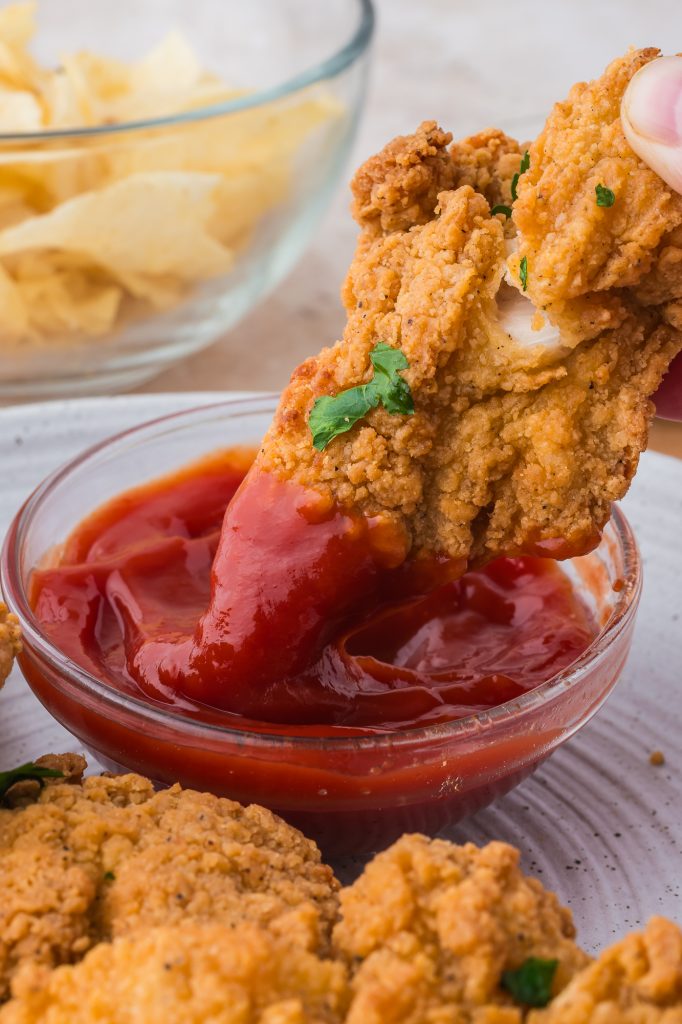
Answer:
[623,56,682,145]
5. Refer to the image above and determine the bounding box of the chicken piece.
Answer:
[0,602,21,689]
[333,835,589,1024]
[529,917,682,1023]
[1,753,86,809]
[259,93,681,562]
[0,771,338,1002]
[0,923,349,1024]
[512,49,682,345]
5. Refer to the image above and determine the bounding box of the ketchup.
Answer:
[31,450,596,736]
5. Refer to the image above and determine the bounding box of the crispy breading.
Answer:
[0,602,21,689]
[451,127,525,227]
[255,53,682,566]
[350,120,456,238]
[0,923,349,1024]
[333,835,589,1024]
[0,773,338,1001]
[512,49,682,343]
[529,917,682,1024]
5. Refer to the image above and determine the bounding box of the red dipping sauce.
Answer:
[31,450,596,736]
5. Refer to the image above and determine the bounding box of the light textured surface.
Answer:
[0,394,680,955]
[137,0,682,472]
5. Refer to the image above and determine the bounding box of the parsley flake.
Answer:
[511,150,530,202]
[595,183,615,208]
[103,870,116,882]
[502,958,558,1008]
[0,762,64,804]
[491,204,513,219]
[519,255,528,292]
[309,342,414,451]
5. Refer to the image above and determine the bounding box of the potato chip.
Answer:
[0,171,235,279]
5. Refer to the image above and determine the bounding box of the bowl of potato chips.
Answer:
[0,0,374,399]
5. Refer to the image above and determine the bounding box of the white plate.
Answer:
[1,394,680,952]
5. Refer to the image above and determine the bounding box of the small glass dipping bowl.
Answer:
[1,397,642,857]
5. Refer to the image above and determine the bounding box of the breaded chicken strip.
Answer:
[0,923,349,1024]
[333,835,589,1024]
[529,917,682,1023]
[260,89,681,561]
[0,772,337,1001]
[0,602,21,689]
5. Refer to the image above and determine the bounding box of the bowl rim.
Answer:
[0,0,375,143]
[1,393,642,751]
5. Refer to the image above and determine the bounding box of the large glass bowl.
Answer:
[0,0,373,400]
[1,397,642,856]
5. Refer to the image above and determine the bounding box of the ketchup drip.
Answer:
[31,450,596,734]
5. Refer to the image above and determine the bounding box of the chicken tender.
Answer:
[0,772,337,1001]
[0,923,349,1024]
[333,835,589,1024]
[0,602,20,689]
[257,52,682,567]
[529,917,682,1024]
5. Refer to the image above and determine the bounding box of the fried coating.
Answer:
[512,49,682,342]
[451,126,526,223]
[0,923,349,1024]
[350,119,456,239]
[0,602,21,689]
[0,773,337,1001]
[256,54,682,566]
[333,835,589,1024]
[529,917,682,1024]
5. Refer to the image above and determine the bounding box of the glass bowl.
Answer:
[1,397,642,857]
[0,0,373,401]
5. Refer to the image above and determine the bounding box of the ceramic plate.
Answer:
[1,394,680,952]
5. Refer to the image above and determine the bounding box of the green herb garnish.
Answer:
[519,255,528,291]
[0,762,63,803]
[502,957,558,1008]
[595,183,615,208]
[103,870,116,882]
[309,342,414,451]
[491,204,513,219]
[511,150,530,202]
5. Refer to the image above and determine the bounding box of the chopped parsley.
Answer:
[309,342,414,451]
[103,870,116,882]
[595,183,615,208]
[491,204,513,219]
[519,255,528,291]
[502,957,558,1008]
[0,762,63,803]
[511,150,530,202]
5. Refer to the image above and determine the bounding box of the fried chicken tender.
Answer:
[529,917,682,1024]
[0,602,21,689]
[258,101,680,562]
[333,835,589,1024]
[0,923,349,1024]
[0,772,337,1001]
